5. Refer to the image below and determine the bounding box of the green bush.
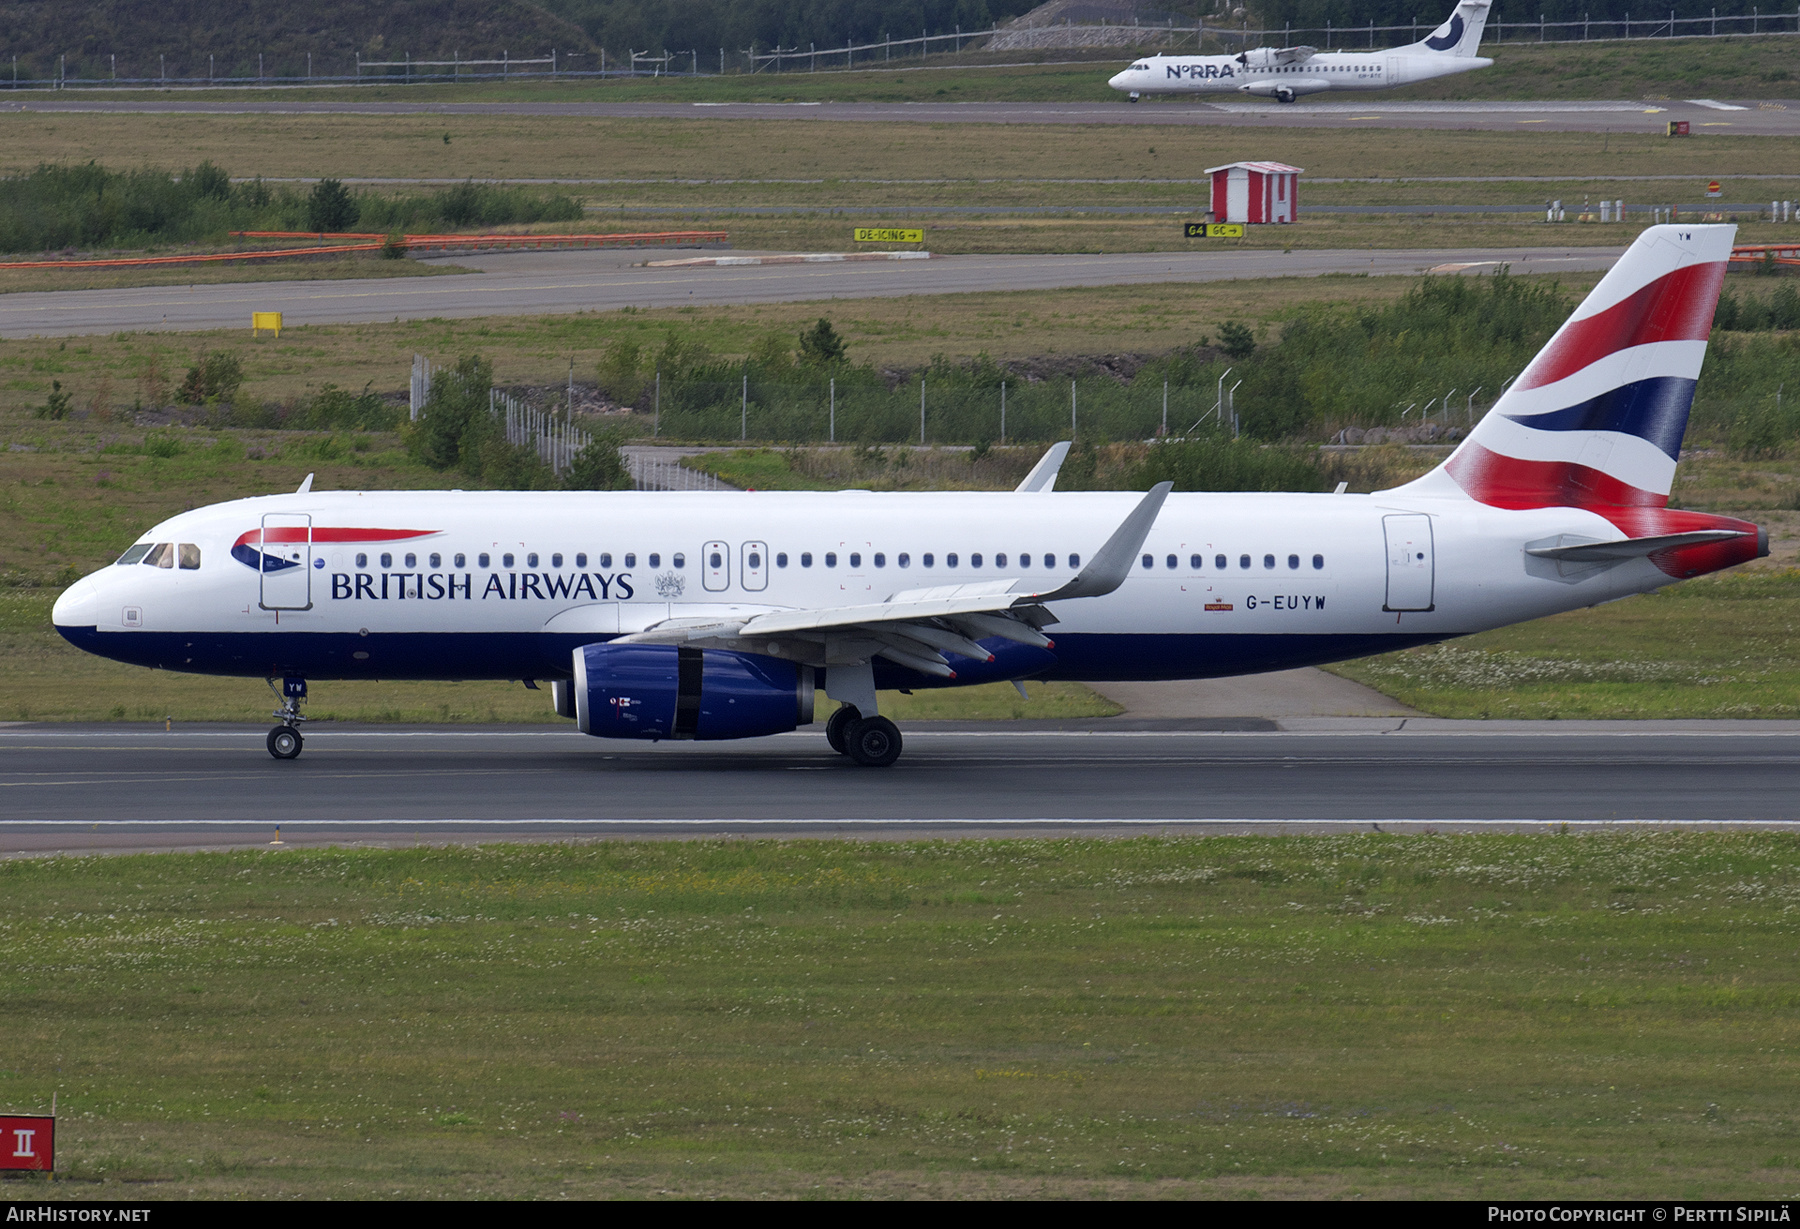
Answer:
[34,380,70,420]
[305,179,359,233]
[178,352,244,404]
[1130,437,1330,493]
[564,433,632,491]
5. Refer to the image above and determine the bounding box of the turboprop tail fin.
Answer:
[1407,0,1493,56]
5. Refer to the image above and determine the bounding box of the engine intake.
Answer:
[573,643,814,741]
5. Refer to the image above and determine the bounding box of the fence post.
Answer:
[829,377,835,442]
[1070,380,1077,437]
[654,370,660,438]
[1000,381,1006,445]
[742,372,748,440]
[920,379,926,444]
[1162,380,1168,436]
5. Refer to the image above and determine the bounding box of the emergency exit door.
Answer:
[1382,514,1435,612]
[740,541,768,591]
[258,513,313,611]
[702,540,730,591]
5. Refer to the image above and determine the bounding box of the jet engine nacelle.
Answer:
[572,642,814,740]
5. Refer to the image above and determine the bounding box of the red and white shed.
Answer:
[1206,161,1303,225]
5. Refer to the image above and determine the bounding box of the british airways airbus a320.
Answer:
[1109,0,1492,103]
[55,224,1763,766]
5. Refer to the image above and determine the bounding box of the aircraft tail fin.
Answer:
[1407,0,1493,56]
[1394,223,1764,575]
[1402,223,1732,511]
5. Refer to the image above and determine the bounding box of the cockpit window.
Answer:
[143,543,175,568]
[116,544,152,566]
[1132,62,1148,70]
[178,543,201,570]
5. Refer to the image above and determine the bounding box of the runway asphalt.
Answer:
[8,97,1800,135]
[4,721,1798,853]
[0,244,1623,337]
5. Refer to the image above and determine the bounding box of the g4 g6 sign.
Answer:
[0,1115,53,1171]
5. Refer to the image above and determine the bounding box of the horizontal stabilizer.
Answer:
[1525,530,1749,561]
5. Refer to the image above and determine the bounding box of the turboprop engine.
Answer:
[1234,45,1315,68]
[569,642,814,741]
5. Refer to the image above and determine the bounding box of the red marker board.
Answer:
[0,1116,53,1170]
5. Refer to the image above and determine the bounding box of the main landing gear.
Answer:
[826,705,903,768]
[266,676,308,760]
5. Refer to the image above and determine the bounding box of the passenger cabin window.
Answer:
[551,553,563,568]
[1166,554,1177,570]
[429,552,442,569]
[897,553,909,568]
[872,553,885,568]
[673,553,686,568]
[1239,554,1251,569]
[526,552,539,568]
[1313,554,1325,569]
[1263,554,1276,570]
[1191,554,1203,570]
[1068,554,1080,568]
[776,552,788,568]
[454,553,467,568]
[749,550,763,569]
[1215,554,1227,570]
[599,553,612,568]
[405,553,417,568]
[478,553,491,569]
[503,553,515,568]
[1141,553,1153,570]
[575,553,586,568]
[849,552,862,568]
[801,552,813,567]
[995,553,1008,569]
[970,553,983,568]
[624,553,636,568]
[709,550,723,568]
[825,552,837,568]
[946,553,958,568]
[144,543,174,568]
[178,544,201,570]
[649,553,661,567]
[116,544,152,566]
[380,553,393,568]
[923,553,934,567]
[1288,554,1300,570]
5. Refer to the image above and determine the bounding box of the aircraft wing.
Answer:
[615,482,1173,677]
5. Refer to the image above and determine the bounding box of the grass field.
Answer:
[31,34,1800,103]
[5,833,1800,1199]
[4,113,1793,189]
[0,271,1598,429]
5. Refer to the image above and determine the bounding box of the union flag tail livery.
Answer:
[52,224,1767,766]
[1403,223,1763,577]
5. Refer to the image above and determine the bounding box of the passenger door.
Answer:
[740,541,768,592]
[258,513,312,610]
[1382,514,1434,612]
[702,540,730,592]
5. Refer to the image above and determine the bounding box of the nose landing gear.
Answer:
[266,676,308,760]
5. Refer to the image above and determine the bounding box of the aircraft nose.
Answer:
[1108,72,1127,89]
[52,574,100,628]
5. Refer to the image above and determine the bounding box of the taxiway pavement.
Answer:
[8,97,1799,135]
[4,722,1798,853]
[0,244,1623,338]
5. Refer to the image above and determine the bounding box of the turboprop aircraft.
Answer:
[54,224,1763,767]
[1108,0,1492,103]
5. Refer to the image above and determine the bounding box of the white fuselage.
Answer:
[53,487,1679,688]
[1108,49,1492,98]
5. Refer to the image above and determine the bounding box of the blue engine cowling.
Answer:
[573,643,814,741]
